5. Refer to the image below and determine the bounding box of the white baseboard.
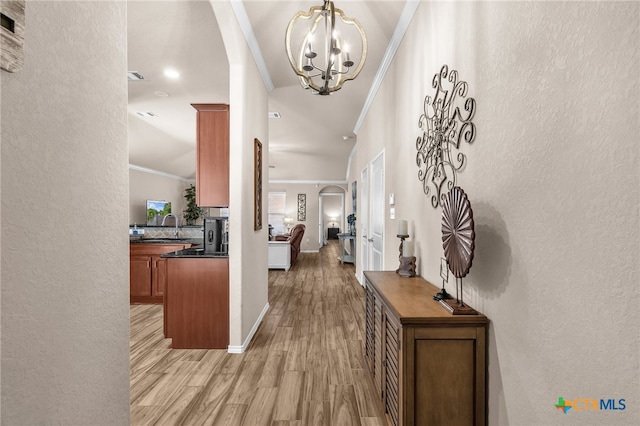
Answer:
[227,302,270,354]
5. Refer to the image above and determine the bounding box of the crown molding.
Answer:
[230,0,275,92]
[129,164,194,183]
[269,179,348,185]
[354,0,420,134]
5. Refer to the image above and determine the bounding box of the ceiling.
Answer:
[127,1,409,182]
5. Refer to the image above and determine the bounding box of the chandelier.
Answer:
[285,1,367,95]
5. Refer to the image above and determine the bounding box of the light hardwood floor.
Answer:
[130,240,386,425]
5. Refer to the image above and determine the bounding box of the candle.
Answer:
[403,241,414,257]
[398,219,408,236]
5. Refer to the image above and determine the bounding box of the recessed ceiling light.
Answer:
[127,71,146,81]
[154,91,170,97]
[164,68,180,79]
[268,112,281,119]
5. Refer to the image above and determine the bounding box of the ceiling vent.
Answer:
[268,112,281,119]
[127,71,146,81]
[136,111,157,118]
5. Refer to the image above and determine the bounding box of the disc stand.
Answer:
[438,277,477,315]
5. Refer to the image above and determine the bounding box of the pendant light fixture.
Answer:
[285,0,367,95]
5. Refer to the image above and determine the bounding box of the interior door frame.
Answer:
[359,165,369,284]
[319,191,345,246]
[370,150,385,272]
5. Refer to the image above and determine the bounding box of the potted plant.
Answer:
[183,184,201,225]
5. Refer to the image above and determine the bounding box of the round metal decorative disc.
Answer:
[441,186,475,278]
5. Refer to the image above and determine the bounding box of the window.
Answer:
[268,192,286,235]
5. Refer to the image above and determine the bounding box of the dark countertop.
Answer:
[160,247,229,259]
[130,238,227,258]
[130,238,203,245]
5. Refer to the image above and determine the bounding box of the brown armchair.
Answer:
[275,224,305,265]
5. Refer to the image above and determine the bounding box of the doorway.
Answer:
[318,187,345,246]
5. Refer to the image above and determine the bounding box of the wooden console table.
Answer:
[364,271,488,426]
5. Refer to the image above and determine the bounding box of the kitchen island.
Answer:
[161,247,229,349]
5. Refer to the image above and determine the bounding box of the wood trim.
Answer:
[476,326,487,425]
[191,103,230,112]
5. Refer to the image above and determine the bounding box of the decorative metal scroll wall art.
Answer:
[440,186,477,315]
[297,194,307,221]
[416,65,476,208]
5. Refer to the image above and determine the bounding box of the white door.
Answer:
[360,165,369,282]
[370,151,385,271]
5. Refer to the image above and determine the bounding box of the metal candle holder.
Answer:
[395,234,409,274]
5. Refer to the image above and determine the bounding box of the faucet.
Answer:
[161,214,180,238]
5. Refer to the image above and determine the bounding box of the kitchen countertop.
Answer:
[129,238,203,245]
[160,247,229,258]
[130,238,227,258]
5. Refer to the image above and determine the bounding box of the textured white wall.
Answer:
[1,1,130,424]
[352,1,639,424]
[129,168,190,225]
[212,0,269,349]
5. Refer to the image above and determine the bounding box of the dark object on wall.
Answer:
[416,65,476,208]
[297,193,306,221]
[275,224,306,265]
[254,138,263,230]
[441,186,476,315]
[351,181,357,214]
[1,0,25,72]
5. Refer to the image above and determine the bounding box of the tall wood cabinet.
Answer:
[191,103,229,207]
[364,271,488,426]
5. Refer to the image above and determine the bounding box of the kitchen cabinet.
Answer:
[164,257,229,349]
[364,271,488,426]
[129,243,191,304]
[191,103,229,207]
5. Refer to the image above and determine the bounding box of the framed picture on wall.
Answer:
[352,181,357,214]
[254,138,263,230]
[297,193,306,221]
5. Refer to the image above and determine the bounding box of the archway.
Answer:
[318,185,346,246]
